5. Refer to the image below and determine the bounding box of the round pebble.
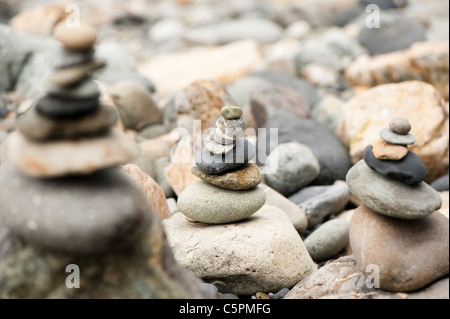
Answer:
[54,23,98,50]
[380,127,416,145]
[389,117,412,135]
[221,106,243,119]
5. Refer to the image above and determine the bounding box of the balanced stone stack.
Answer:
[346,118,448,292]
[177,106,266,224]
[0,23,147,255]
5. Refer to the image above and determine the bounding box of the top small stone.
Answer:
[53,23,98,50]
[221,106,243,120]
[389,117,411,135]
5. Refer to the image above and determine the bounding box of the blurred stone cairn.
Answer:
[0,23,211,298]
[346,118,448,292]
[177,106,266,224]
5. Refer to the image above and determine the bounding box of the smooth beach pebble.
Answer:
[53,23,98,50]
[177,180,266,224]
[221,105,243,119]
[389,117,412,135]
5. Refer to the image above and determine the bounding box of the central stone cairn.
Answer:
[346,118,448,292]
[0,24,211,298]
[178,106,266,224]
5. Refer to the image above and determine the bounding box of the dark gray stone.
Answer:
[195,138,255,174]
[36,93,100,118]
[0,215,215,299]
[0,164,153,254]
[363,145,426,185]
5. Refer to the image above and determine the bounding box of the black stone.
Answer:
[36,93,100,118]
[363,145,426,185]
[195,138,255,174]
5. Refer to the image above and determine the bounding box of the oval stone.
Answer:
[346,160,442,219]
[389,117,411,135]
[304,218,350,262]
[177,180,266,224]
[0,164,154,254]
[380,127,416,145]
[221,106,243,119]
[54,23,98,50]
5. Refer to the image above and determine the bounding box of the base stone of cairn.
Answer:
[0,23,212,299]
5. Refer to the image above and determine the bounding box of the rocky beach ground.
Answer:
[0,0,449,300]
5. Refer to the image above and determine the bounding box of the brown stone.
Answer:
[337,81,449,182]
[122,164,171,220]
[371,137,408,160]
[174,79,236,133]
[8,128,139,178]
[345,41,449,100]
[108,80,162,131]
[164,137,199,196]
[349,205,449,292]
[10,4,70,36]
[191,163,262,190]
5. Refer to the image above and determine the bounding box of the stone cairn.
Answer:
[346,117,446,291]
[0,23,150,255]
[177,106,266,224]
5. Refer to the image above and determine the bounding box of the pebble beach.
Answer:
[0,0,448,301]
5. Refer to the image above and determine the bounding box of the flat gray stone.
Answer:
[0,164,153,254]
[346,160,442,219]
[380,127,416,145]
[177,180,266,224]
[289,181,350,228]
[264,142,320,197]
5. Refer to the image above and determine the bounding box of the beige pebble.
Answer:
[372,137,408,160]
[53,23,98,50]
